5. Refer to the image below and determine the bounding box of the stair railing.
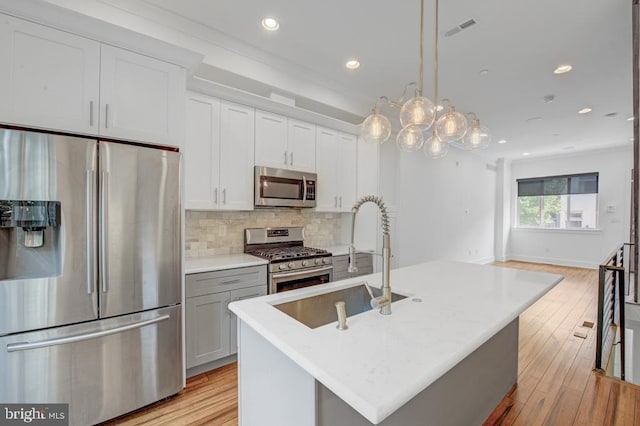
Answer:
[596,243,628,379]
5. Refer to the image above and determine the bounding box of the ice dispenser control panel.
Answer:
[0,201,61,248]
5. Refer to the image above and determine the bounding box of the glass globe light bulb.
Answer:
[462,119,491,150]
[400,96,436,130]
[361,113,391,144]
[396,124,424,152]
[424,134,449,159]
[435,106,468,143]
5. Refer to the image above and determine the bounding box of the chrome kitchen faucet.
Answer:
[348,195,392,315]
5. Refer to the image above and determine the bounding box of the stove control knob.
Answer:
[279,264,287,270]
[322,258,331,265]
[315,258,322,265]
[288,262,295,269]
[302,260,309,267]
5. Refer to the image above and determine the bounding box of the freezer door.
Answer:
[0,305,182,426]
[0,129,98,335]
[99,142,181,318]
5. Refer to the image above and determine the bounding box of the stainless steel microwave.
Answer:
[254,166,317,208]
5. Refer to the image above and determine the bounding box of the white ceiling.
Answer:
[83,0,637,160]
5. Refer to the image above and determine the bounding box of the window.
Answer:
[516,173,598,229]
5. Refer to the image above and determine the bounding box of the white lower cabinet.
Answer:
[185,92,255,210]
[315,127,357,212]
[332,253,373,281]
[185,265,267,369]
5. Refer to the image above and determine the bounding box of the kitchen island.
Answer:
[228,260,562,425]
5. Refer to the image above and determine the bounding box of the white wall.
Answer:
[495,159,511,261]
[395,148,497,267]
[508,146,632,268]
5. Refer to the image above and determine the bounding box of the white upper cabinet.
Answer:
[315,127,339,211]
[255,110,316,172]
[287,119,316,173]
[185,93,220,210]
[338,132,357,210]
[315,127,357,212]
[184,93,254,211]
[0,13,186,147]
[219,101,255,210]
[99,45,185,147]
[0,14,100,134]
[254,110,288,169]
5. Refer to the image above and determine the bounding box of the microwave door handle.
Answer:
[303,176,307,202]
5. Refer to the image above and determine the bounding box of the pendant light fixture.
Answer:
[461,113,491,150]
[360,0,491,158]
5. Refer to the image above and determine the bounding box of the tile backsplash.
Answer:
[185,209,346,258]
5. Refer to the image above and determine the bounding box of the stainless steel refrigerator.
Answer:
[0,129,182,425]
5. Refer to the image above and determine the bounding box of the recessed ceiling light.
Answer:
[523,152,530,156]
[479,69,489,76]
[345,59,360,70]
[629,116,635,121]
[497,139,507,144]
[436,105,444,111]
[578,107,592,114]
[261,17,280,31]
[526,117,543,123]
[554,64,572,74]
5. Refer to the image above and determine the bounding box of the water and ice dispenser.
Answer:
[0,200,61,280]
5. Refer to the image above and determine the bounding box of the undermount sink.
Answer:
[274,283,407,329]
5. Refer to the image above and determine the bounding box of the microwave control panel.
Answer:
[305,180,316,200]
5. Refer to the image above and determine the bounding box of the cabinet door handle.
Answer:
[290,152,294,166]
[334,196,338,208]
[89,101,94,126]
[222,188,227,204]
[104,104,109,128]
[284,151,288,165]
[214,188,218,204]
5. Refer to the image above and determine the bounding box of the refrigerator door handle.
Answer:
[86,170,96,294]
[6,314,170,352]
[100,170,109,293]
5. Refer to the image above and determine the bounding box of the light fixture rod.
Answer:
[419,0,424,96]
[434,0,439,105]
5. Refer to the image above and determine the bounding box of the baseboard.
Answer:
[186,354,237,378]
[471,256,496,265]
[507,254,598,269]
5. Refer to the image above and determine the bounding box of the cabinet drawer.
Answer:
[186,265,267,298]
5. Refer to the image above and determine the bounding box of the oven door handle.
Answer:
[302,176,307,202]
[272,265,333,280]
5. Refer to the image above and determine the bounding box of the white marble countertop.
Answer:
[184,254,267,274]
[229,260,562,424]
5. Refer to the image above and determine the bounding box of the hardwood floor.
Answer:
[104,261,640,425]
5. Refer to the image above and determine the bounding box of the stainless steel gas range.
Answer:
[245,227,332,293]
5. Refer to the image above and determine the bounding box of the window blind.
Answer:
[517,173,598,196]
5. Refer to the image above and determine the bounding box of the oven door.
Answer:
[269,265,333,293]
